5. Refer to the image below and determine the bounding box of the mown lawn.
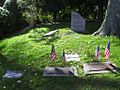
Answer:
[0,23,120,90]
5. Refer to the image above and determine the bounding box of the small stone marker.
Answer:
[44,30,58,37]
[71,11,85,33]
[3,70,23,78]
[65,53,80,61]
[83,62,117,75]
[43,66,78,76]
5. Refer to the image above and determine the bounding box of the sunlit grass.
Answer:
[0,26,120,90]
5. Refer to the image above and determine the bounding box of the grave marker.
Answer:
[3,70,23,78]
[43,66,78,76]
[83,62,117,75]
[65,53,80,61]
[44,30,58,37]
[71,11,85,33]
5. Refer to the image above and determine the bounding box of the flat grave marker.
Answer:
[44,30,58,37]
[65,53,80,61]
[83,62,117,75]
[3,70,23,78]
[43,66,78,76]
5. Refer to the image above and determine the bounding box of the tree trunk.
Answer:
[93,0,120,37]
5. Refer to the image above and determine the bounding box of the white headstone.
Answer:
[71,11,85,33]
[65,53,80,61]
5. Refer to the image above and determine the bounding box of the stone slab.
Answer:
[43,66,78,76]
[83,62,117,75]
[44,30,58,37]
[71,11,85,33]
[65,54,80,61]
[3,70,23,78]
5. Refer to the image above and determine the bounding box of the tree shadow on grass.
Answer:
[0,53,120,90]
[112,40,120,47]
[40,22,70,31]
[0,53,42,90]
[38,75,120,90]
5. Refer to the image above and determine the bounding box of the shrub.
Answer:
[0,0,28,38]
[0,7,9,39]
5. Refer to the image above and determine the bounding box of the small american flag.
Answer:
[95,46,99,60]
[50,44,56,61]
[104,41,110,62]
[62,50,66,61]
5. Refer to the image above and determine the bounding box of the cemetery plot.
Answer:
[65,53,80,61]
[43,66,78,76]
[83,62,117,75]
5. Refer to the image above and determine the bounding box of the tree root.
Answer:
[92,30,100,36]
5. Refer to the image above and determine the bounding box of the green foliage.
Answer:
[0,0,108,38]
[0,24,120,89]
[0,0,5,6]
[3,0,24,25]
[18,0,42,25]
[0,6,9,19]
[0,0,28,37]
[0,7,9,38]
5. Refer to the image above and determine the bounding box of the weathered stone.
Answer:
[71,11,85,33]
[43,66,78,76]
[44,30,58,37]
[83,62,117,74]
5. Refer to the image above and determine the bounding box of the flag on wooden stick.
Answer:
[50,44,56,61]
[104,41,110,62]
[95,46,100,60]
[62,49,66,61]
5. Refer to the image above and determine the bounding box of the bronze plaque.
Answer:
[83,62,116,74]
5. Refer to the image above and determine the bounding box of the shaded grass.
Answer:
[0,23,120,90]
[21,21,100,35]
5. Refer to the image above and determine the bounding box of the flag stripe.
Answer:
[104,41,110,61]
[50,44,56,60]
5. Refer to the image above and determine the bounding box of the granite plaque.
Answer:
[71,11,85,33]
[43,66,78,76]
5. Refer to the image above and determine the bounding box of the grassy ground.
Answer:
[0,23,120,90]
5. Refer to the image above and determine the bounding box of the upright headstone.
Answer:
[71,11,85,33]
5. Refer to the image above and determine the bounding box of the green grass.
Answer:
[0,23,120,90]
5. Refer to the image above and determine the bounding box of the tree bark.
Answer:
[93,0,120,37]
